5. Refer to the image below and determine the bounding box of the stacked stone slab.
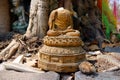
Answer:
[38,35,86,72]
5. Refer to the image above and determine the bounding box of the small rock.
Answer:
[79,61,96,74]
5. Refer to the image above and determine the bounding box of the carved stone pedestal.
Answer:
[38,36,86,72]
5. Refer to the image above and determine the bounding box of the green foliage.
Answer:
[102,0,117,40]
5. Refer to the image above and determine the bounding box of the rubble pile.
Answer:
[0,32,119,80]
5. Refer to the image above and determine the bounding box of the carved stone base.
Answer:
[38,60,79,72]
[38,45,86,72]
[43,36,84,47]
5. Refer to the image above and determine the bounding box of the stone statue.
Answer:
[47,7,80,36]
[11,0,27,33]
[38,8,85,72]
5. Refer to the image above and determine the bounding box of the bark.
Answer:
[57,0,64,7]
[24,0,49,39]
[0,39,17,57]
[57,0,74,13]
[49,0,58,12]
[4,42,19,60]
[64,0,73,12]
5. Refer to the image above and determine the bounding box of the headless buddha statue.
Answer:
[47,7,80,36]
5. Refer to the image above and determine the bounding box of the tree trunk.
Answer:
[24,0,49,39]
[0,0,10,33]
[64,0,73,12]
[57,0,64,7]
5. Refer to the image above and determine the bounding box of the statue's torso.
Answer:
[54,9,72,31]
